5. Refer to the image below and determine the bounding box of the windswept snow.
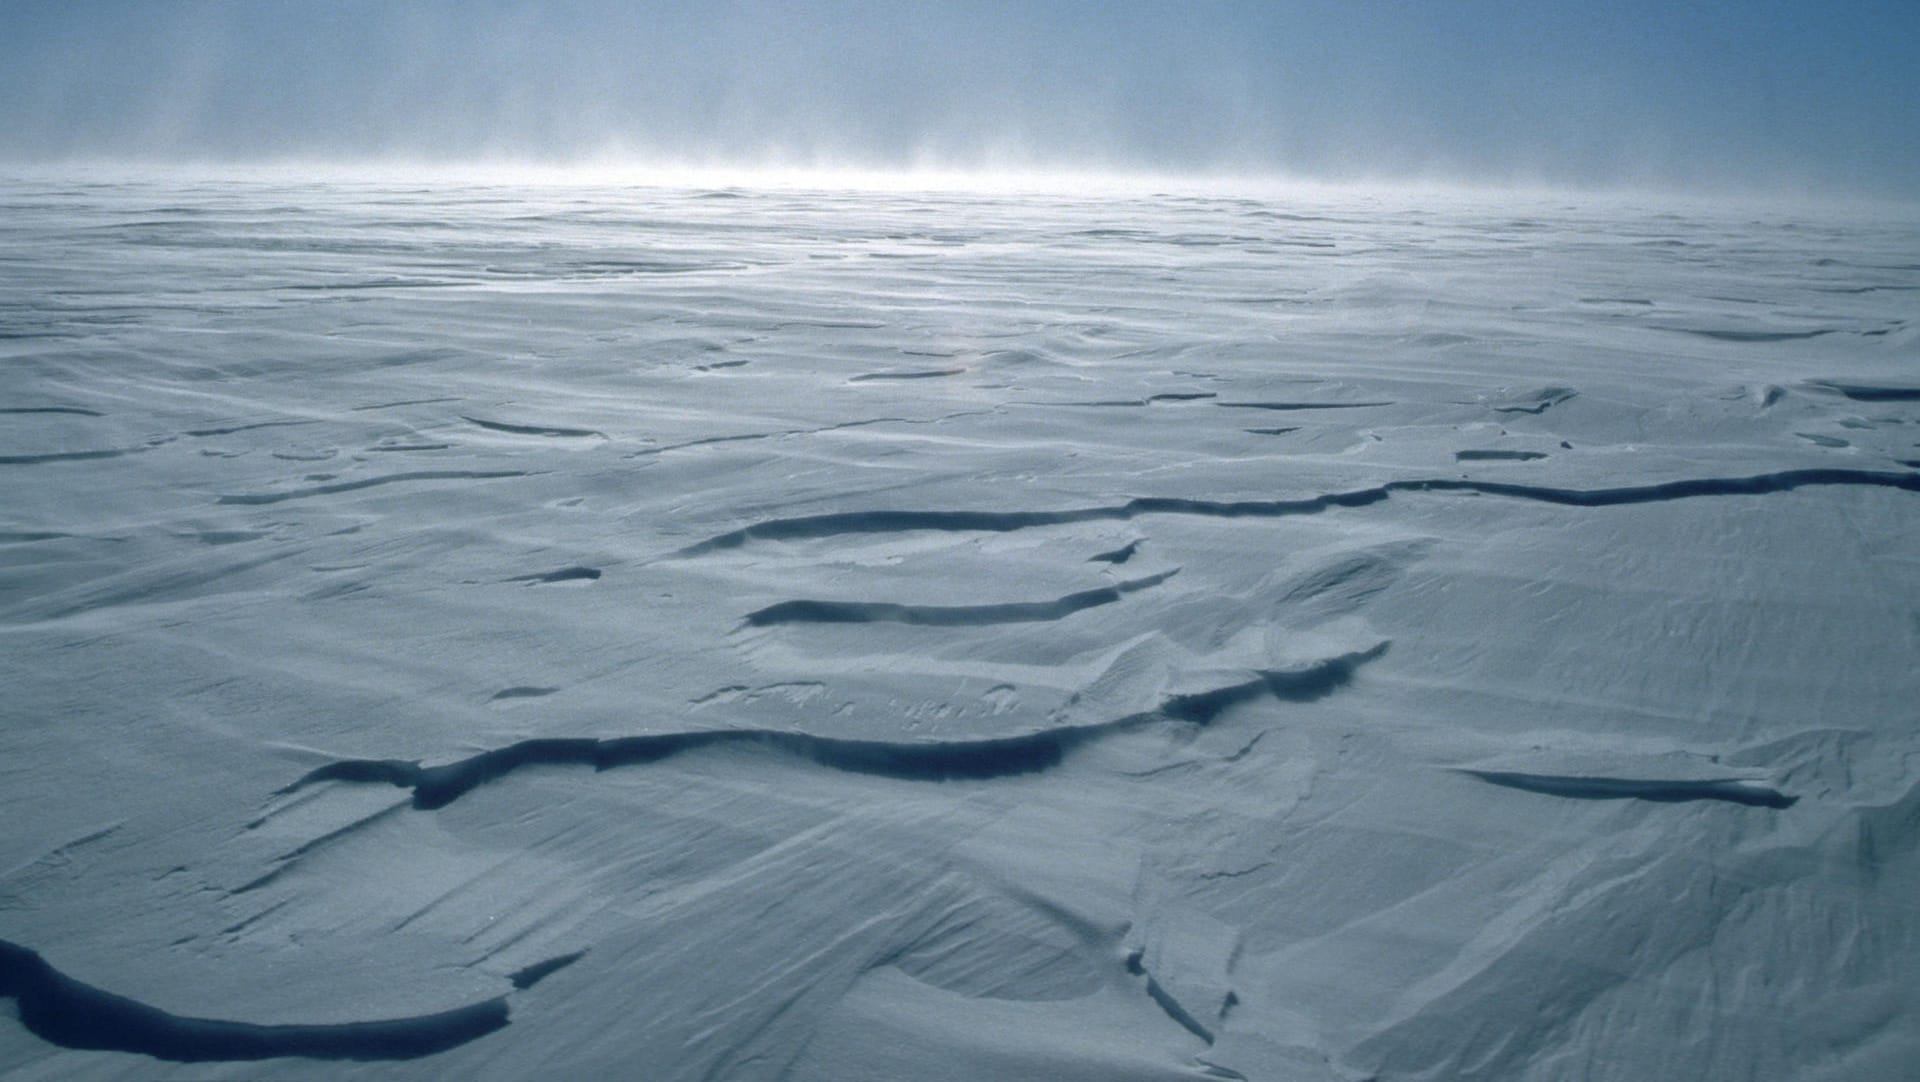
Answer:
[2,176,1917,1080]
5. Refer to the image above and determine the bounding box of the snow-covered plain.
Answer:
[1,175,1917,1080]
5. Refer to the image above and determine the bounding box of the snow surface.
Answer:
[1,175,1918,1080]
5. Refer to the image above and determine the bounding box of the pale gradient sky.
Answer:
[2,1,1916,196]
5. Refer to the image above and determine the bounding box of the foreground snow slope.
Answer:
[2,176,1917,1080]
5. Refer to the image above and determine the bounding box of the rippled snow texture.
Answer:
[2,177,1918,1080]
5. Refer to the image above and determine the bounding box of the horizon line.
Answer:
[2,156,1914,214]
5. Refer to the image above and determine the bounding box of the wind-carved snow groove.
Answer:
[0,406,103,417]
[673,469,1920,556]
[675,494,1386,556]
[0,448,127,465]
[0,938,508,1062]
[1803,380,1920,403]
[506,566,601,584]
[848,367,966,382]
[507,952,585,991]
[0,531,81,543]
[743,569,1178,627]
[1042,392,1219,407]
[1215,400,1393,411]
[280,645,1389,812]
[217,470,527,505]
[350,397,463,412]
[1679,328,1832,343]
[1487,386,1577,414]
[625,411,993,460]
[183,419,320,438]
[1456,450,1548,462]
[0,442,168,465]
[461,416,605,439]
[1157,645,1384,723]
[1459,770,1796,808]
[489,686,558,702]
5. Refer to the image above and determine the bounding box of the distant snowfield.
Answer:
[1,176,1917,1080]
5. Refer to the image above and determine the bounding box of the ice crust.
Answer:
[1,177,1918,1079]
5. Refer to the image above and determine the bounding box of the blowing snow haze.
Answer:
[2,0,1918,196]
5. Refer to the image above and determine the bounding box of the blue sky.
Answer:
[2,0,1915,195]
